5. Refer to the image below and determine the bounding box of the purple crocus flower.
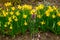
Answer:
[31,13,36,19]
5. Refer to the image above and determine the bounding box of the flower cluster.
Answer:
[0,2,60,36]
[36,4,60,34]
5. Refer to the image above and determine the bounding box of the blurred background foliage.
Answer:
[0,0,60,6]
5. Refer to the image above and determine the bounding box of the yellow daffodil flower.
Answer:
[2,10,7,17]
[10,25,12,29]
[8,17,12,22]
[10,11,14,15]
[49,9,53,12]
[8,22,11,25]
[30,9,36,14]
[7,2,12,6]
[48,6,53,12]
[4,24,7,27]
[48,6,52,9]
[11,7,15,10]
[23,14,27,19]
[4,2,12,7]
[57,13,60,17]
[39,4,44,9]
[36,4,44,10]
[6,12,8,15]
[40,21,45,25]
[3,13,6,17]
[45,11,50,17]
[14,18,18,22]
[15,11,20,16]
[53,6,57,10]
[24,21,28,25]
[45,13,50,17]
[28,5,32,10]
[52,15,56,18]
[36,7,39,10]
[12,15,16,19]
[17,5,21,9]
[22,4,32,10]
[6,8,9,11]
[57,21,60,26]
[37,15,42,18]
[4,3,8,7]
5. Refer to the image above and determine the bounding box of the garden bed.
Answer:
[0,1,60,40]
[0,32,60,40]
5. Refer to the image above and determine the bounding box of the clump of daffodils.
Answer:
[22,4,32,10]
[36,4,44,10]
[36,4,60,34]
[4,2,12,7]
[0,2,60,36]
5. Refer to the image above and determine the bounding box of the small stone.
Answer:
[57,36,59,39]
[6,37,9,40]
[2,35,5,37]
[38,34,41,38]
[32,38,34,40]
[37,38,39,40]
[45,33,48,36]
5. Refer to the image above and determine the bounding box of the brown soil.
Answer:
[0,32,60,40]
